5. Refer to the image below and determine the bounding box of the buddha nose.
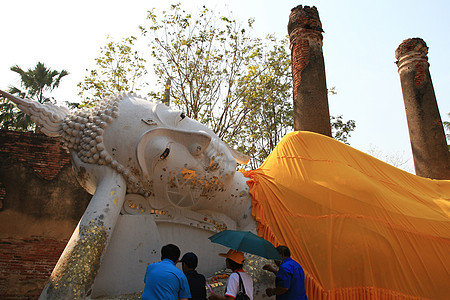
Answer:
[189,143,205,156]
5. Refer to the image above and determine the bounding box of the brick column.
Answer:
[288,5,331,136]
[395,38,450,179]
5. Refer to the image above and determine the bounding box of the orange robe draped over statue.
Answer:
[241,131,450,300]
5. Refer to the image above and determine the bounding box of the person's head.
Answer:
[275,245,290,265]
[161,244,181,263]
[180,252,198,272]
[226,258,244,271]
[219,249,245,271]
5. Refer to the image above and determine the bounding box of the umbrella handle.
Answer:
[206,282,214,294]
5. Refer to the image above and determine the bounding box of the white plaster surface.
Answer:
[92,214,162,297]
[92,214,230,298]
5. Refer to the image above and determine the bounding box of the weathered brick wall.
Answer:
[0,129,71,211]
[0,238,67,299]
[0,130,91,299]
[0,130,71,180]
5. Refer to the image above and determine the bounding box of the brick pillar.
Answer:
[395,38,450,179]
[288,5,331,136]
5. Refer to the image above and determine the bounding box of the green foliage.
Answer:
[140,3,355,168]
[141,4,258,134]
[140,4,291,167]
[9,62,69,104]
[444,112,450,131]
[0,62,68,131]
[78,3,355,167]
[77,36,148,107]
[0,98,33,131]
[330,115,356,145]
[233,36,294,169]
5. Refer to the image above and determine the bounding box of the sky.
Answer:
[1,0,449,174]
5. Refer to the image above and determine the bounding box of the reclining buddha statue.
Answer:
[1,90,449,300]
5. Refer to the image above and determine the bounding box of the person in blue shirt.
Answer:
[141,244,191,300]
[263,246,308,300]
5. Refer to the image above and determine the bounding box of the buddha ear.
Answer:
[225,144,250,165]
[136,128,212,177]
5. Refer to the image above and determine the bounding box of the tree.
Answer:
[141,4,296,167]
[78,36,148,107]
[444,113,450,131]
[0,99,32,131]
[79,4,354,167]
[233,36,293,169]
[366,145,413,173]
[141,4,355,168]
[328,87,356,145]
[141,4,263,138]
[0,62,68,131]
[331,115,356,145]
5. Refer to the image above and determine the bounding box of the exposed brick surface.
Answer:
[288,5,331,137]
[395,37,428,58]
[0,130,90,298]
[414,62,427,87]
[0,238,67,299]
[291,39,310,101]
[0,129,72,211]
[288,5,323,37]
[394,38,429,89]
[288,5,323,100]
[0,130,70,181]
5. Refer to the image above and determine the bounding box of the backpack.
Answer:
[235,272,250,300]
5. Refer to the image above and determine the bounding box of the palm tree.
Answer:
[10,62,69,104]
[0,62,69,131]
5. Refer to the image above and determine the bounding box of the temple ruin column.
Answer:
[395,38,450,179]
[288,5,331,136]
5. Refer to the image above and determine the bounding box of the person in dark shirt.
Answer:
[181,252,207,300]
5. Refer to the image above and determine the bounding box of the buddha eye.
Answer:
[160,148,170,160]
[180,112,186,119]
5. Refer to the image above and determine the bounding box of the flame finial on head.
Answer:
[0,89,69,137]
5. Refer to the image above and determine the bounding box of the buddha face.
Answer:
[136,103,239,209]
[65,95,246,210]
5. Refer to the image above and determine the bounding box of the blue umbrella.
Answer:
[208,230,282,260]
